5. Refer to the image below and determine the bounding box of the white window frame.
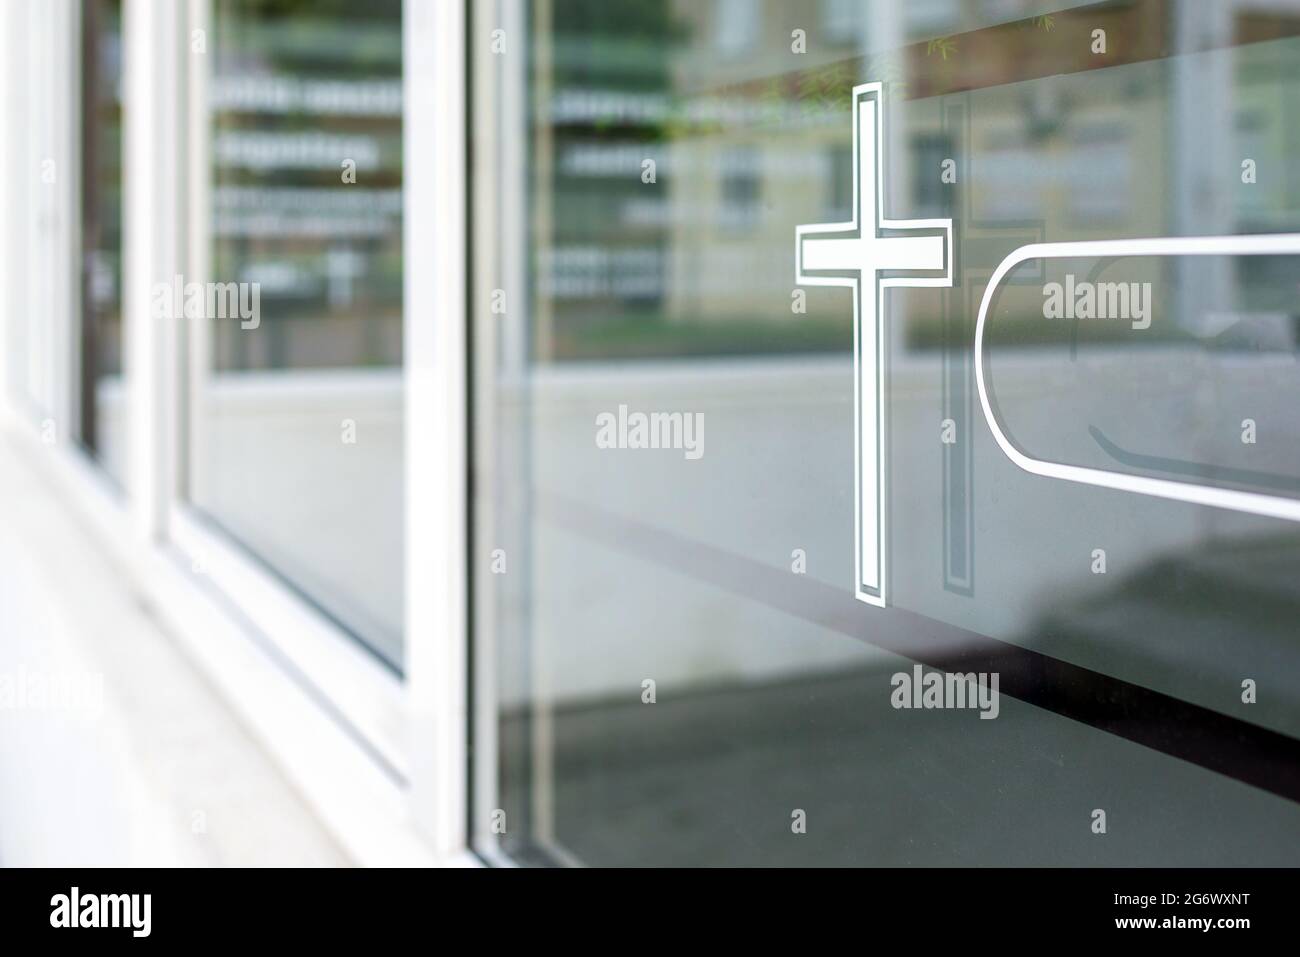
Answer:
[405,0,470,857]
[171,0,408,783]
[0,0,473,865]
[467,0,529,867]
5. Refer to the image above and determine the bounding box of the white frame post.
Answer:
[0,3,10,418]
[124,0,185,540]
[184,0,212,505]
[1,0,459,868]
[405,0,469,857]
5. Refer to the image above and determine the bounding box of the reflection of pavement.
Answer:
[501,661,1300,867]
[98,353,1300,699]
[518,352,1300,706]
[99,370,404,666]
[987,344,1300,483]
[1030,530,1300,739]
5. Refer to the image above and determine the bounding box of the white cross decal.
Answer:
[796,82,952,607]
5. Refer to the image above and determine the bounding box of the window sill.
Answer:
[1,413,449,866]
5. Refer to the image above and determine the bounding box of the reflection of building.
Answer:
[533,0,883,360]
[532,0,1300,359]
[208,7,403,371]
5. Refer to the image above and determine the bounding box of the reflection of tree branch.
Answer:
[789,53,910,118]
[1034,15,1055,32]
[926,36,957,60]
[658,49,917,135]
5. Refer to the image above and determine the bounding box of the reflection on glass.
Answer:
[191,0,404,668]
[474,0,1300,865]
[79,0,126,486]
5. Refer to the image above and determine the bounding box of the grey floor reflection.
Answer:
[502,653,1300,866]
[1033,529,1300,739]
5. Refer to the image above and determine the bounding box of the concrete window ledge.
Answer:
[0,435,353,866]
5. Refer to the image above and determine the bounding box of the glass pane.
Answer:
[78,0,127,487]
[190,0,404,668]
[472,0,1300,865]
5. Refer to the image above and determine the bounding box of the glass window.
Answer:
[715,0,759,57]
[78,0,126,486]
[473,0,1300,865]
[188,0,404,669]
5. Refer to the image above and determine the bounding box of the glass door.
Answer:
[470,0,1300,866]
